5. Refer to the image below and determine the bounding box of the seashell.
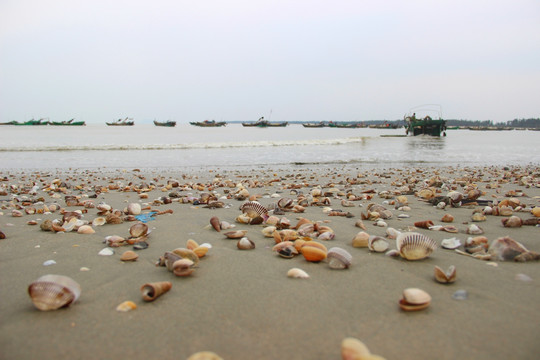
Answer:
[187,351,224,360]
[488,236,538,261]
[219,220,234,230]
[92,217,106,226]
[434,265,456,284]
[173,258,195,276]
[28,274,81,311]
[464,236,489,253]
[129,222,148,238]
[235,214,251,224]
[327,247,352,269]
[77,225,95,234]
[497,205,513,216]
[209,216,221,232]
[399,288,431,311]
[126,203,141,215]
[120,250,138,261]
[193,246,209,258]
[40,219,53,232]
[466,224,484,235]
[441,213,454,223]
[414,220,434,229]
[318,231,335,241]
[240,201,268,219]
[531,207,540,217]
[501,216,522,228]
[396,232,437,260]
[171,248,200,266]
[105,213,123,224]
[385,227,401,240]
[0,230,5,239]
[98,247,114,256]
[341,338,375,360]
[301,244,327,262]
[441,225,458,233]
[385,249,400,257]
[287,268,309,279]
[471,213,486,222]
[436,202,446,209]
[237,237,255,250]
[368,236,389,253]
[186,239,199,250]
[277,197,294,209]
[483,206,493,215]
[158,251,181,270]
[264,215,280,226]
[105,235,126,247]
[224,230,248,239]
[261,226,277,238]
[133,241,149,250]
[141,281,172,302]
[116,300,137,312]
[355,219,367,230]
[441,237,461,250]
[352,231,370,248]
[417,188,435,199]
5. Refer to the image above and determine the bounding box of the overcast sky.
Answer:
[1,0,539,123]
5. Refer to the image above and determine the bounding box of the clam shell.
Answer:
[171,248,200,266]
[129,222,148,238]
[441,237,461,250]
[434,265,456,284]
[126,203,141,215]
[327,247,352,269]
[186,239,199,250]
[399,288,431,311]
[532,207,540,217]
[173,258,195,276]
[92,217,106,226]
[501,216,522,228]
[352,231,370,248]
[186,351,224,360]
[488,236,530,261]
[301,245,327,262]
[287,268,309,279]
[193,246,209,258]
[341,338,372,360]
[466,224,484,235]
[77,225,95,234]
[237,237,255,250]
[28,274,81,311]
[261,226,277,238]
[224,230,248,239]
[414,220,434,229]
[441,213,454,223]
[396,232,437,260]
[368,236,389,253]
[120,250,139,261]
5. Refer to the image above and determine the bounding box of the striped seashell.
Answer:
[240,201,268,219]
[28,274,81,311]
[396,232,437,260]
[327,247,352,269]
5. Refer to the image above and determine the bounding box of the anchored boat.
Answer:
[154,120,177,127]
[189,120,226,127]
[404,105,447,136]
[49,119,86,126]
[106,117,134,126]
[242,117,288,127]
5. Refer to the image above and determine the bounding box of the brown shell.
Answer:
[173,259,195,276]
[209,216,221,232]
[399,288,431,311]
[129,222,148,237]
[120,250,139,261]
[171,248,200,266]
[186,239,199,250]
[224,230,248,239]
[141,281,172,301]
[237,237,255,250]
[28,275,81,311]
[396,232,437,260]
[301,245,327,262]
[414,220,434,229]
[240,201,268,218]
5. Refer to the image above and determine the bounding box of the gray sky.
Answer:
[1,0,539,123]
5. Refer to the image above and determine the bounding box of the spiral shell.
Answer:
[28,275,81,311]
[396,232,437,260]
[327,247,352,269]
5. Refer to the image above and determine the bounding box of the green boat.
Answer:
[49,119,86,126]
[404,105,447,136]
[10,118,50,126]
[190,120,226,127]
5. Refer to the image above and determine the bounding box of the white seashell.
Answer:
[368,236,389,253]
[261,226,277,238]
[28,274,81,311]
[434,265,457,284]
[92,217,107,226]
[441,237,462,250]
[436,201,446,209]
[98,247,114,256]
[375,220,387,227]
[126,203,141,215]
[287,268,309,279]
[327,247,352,269]
[237,237,255,250]
[396,232,437,260]
[466,224,484,235]
[43,260,56,266]
[77,225,95,234]
[428,225,443,231]
[386,227,401,239]
[397,213,410,218]
[199,243,212,249]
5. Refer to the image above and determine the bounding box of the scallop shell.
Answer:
[368,236,389,253]
[396,232,437,260]
[240,201,268,218]
[327,247,352,269]
[237,237,255,250]
[28,274,81,311]
[129,222,148,237]
[399,288,431,311]
[434,265,456,284]
[287,268,309,279]
[224,230,248,239]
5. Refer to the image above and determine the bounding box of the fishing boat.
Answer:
[404,105,447,136]
[242,117,288,127]
[49,119,86,126]
[8,118,50,126]
[0,121,18,125]
[154,120,177,127]
[189,120,226,127]
[302,122,325,128]
[106,117,134,126]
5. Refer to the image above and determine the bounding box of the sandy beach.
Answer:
[1,165,539,359]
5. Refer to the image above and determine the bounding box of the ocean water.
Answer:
[0,124,538,171]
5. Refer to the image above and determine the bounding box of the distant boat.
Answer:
[0,121,18,125]
[302,122,325,128]
[106,117,134,126]
[189,120,226,127]
[154,120,177,127]
[368,122,400,129]
[404,105,446,136]
[6,118,50,126]
[242,117,288,127]
[49,119,86,126]
[327,121,365,128]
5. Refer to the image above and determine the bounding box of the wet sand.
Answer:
[0,165,539,360]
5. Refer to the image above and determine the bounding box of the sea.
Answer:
[0,123,539,172]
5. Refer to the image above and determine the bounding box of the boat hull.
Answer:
[154,120,177,127]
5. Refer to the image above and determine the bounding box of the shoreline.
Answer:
[1,164,539,359]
